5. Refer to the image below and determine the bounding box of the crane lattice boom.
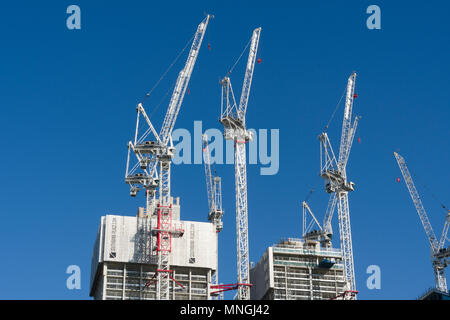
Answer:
[202,134,224,232]
[203,134,224,300]
[219,27,261,300]
[394,152,449,293]
[124,15,211,300]
[319,72,359,295]
[394,152,439,251]
[159,17,210,145]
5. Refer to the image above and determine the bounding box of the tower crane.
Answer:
[317,72,359,297]
[202,134,224,299]
[203,134,224,232]
[394,152,449,293]
[124,15,211,300]
[219,27,261,300]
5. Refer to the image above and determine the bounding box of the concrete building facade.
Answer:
[250,238,347,300]
[90,198,218,300]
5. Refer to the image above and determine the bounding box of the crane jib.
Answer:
[160,16,210,145]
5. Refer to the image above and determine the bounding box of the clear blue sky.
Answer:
[0,1,448,300]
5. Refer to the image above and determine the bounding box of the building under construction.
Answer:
[249,72,361,300]
[250,238,347,300]
[89,197,218,300]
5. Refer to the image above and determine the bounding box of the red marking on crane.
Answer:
[330,290,359,300]
[397,177,401,183]
[257,58,262,64]
[353,93,358,99]
[210,283,252,295]
[358,137,361,144]
[144,271,185,289]
[170,276,185,289]
[144,272,158,287]
[156,269,173,273]
[208,43,211,51]
[187,88,190,95]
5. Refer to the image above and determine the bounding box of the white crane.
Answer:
[203,134,224,232]
[202,134,224,299]
[124,15,211,300]
[318,72,359,297]
[394,152,449,293]
[219,27,261,300]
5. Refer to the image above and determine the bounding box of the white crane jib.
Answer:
[338,73,359,175]
[318,72,358,295]
[321,72,359,234]
[124,15,211,300]
[219,27,261,300]
[394,152,449,293]
[126,14,210,195]
[220,27,261,129]
[202,134,224,232]
[159,17,210,146]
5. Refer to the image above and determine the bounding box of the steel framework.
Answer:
[203,134,224,232]
[202,134,224,299]
[394,152,449,293]
[318,72,359,294]
[124,15,211,300]
[219,27,261,300]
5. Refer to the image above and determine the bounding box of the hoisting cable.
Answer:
[421,182,449,212]
[226,36,252,76]
[138,83,176,143]
[324,86,347,132]
[411,170,449,212]
[138,31,196,105]
[304,188,315,202]
[149,83,175,119]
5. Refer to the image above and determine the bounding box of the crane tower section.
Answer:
[219,27,261,300]
[124,15,211,300]
[203,134,224,299]
[319,72,359,295]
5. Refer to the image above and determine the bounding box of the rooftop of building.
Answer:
[418,288,450,300]
[272,238,342,256]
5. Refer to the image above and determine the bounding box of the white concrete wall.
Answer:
[250,248,271,300]
[95,214,217,270]
[90,216,105,291]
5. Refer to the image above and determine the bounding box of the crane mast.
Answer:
[124,15,211,300]
[394,152,449,293]
[219,27,261,300]
[319,72,358,296]
[202,134,224,299]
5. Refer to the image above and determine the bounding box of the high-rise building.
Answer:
[89,197,218,300]
[250,238,346,300]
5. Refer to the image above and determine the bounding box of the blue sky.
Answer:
[0,1,448,300]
